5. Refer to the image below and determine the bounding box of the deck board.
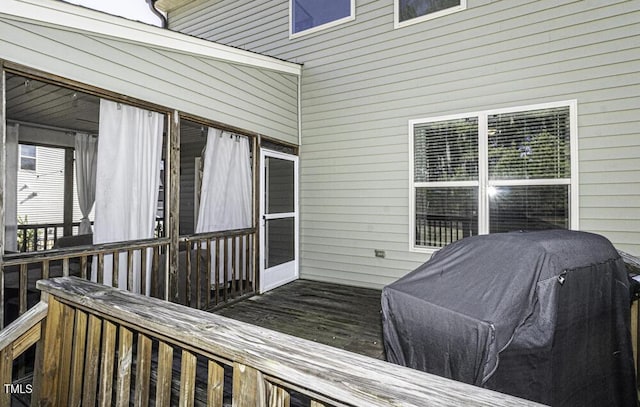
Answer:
[213,279,385,360]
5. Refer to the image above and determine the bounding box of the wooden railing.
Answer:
[16,218,164,253]
[0,301,47,406]
[1,237,169,329]
[175,227,256,310]
[16,221,84,252]
[0,277,545,406]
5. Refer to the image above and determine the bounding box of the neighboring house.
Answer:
[162,0,640,288]
[16,143,80,225]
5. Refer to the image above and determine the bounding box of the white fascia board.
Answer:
[1,0,302,76]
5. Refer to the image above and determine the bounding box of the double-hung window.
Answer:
[290,0,355,38]
[410,101,578,251]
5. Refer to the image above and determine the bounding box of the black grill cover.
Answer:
[382,230,637,406]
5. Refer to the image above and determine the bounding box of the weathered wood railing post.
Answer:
[63,148,74,237]
[0,65,6,330]
[233,362,266,407]
[168,110,180,302]
[38,295,74,406]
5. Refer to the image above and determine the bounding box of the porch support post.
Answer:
[63,147,74,236]
[253,135,260,293]
[0,63,6,328]
[168,110,180,302]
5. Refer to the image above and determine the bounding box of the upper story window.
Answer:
[410,101,578,252]
[290,0,355,38]
[395,0,466,28]
[20,144,37,171]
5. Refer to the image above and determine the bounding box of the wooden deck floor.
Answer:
[213,279,386,360]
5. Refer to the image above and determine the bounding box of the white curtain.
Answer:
[196,128,252,233]
[196,129,252,284]
[74,132,98,235]
[93,100,164,294]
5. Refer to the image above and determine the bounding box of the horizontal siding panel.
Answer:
[301,181,405,192]
[579,132,640,148]
[580,145,640,161]
[300,171,407,183]
[301,251,422,272]
[300,197,407,208]
[580,207,640,220]
[300,220,407,235]
[581,231,640,246]
[580,159,639,173]
[300,133,406,151]
[300,162,409,179]
[300,143,407,160]
[303,203,406,216]
[580,183,639,196]
[302,213,406,225]
[580,171,640,184]
[301,152,407,168]
[581,196,640,208]
[300,126,405,145]
[581,217,640,233]
[301,161,407,176]
[301,228,408,244]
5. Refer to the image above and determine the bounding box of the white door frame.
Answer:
[259,149,299,293]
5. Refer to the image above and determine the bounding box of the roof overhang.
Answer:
[1,0,302,76]
[155,0,197,13]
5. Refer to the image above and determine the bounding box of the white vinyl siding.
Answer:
[17,146,63,224]
[170,0,640,287]
[15,145,89,227]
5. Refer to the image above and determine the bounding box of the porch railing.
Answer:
[175,227,256,310]
[0,277,545,407]
[15,218,164,253]
[1,237,169,329]
[17,221,83,252]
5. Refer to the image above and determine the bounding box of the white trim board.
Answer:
[2,0,302,76]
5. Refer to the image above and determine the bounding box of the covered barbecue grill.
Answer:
[382,230,636,406]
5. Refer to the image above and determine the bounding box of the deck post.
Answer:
[253,135,260,293]
[168,110,180,301]
[63,148,74,237]
[0,63,6,329]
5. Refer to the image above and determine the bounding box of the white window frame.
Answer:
[409,100,579,253]
[394,0,466,29]
[19,144,37,171]
[289,0,355,39]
